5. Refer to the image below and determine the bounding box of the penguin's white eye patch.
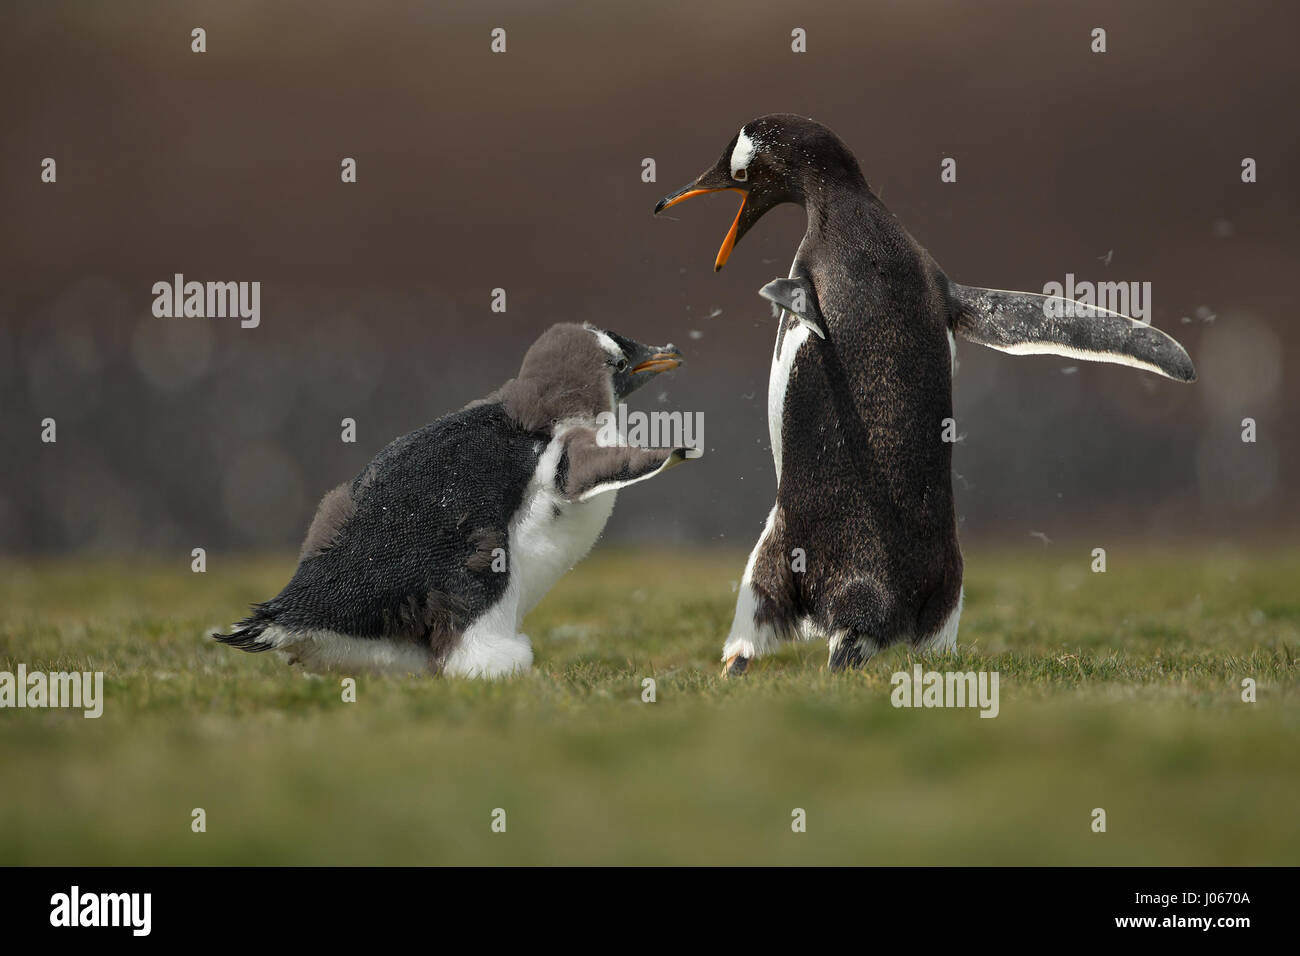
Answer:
[590,328,623,361]
[730,128,757,180]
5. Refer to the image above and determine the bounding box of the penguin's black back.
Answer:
[780,191,962,639]
[226,401,544,651]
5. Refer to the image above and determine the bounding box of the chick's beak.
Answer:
[632,347,683,375]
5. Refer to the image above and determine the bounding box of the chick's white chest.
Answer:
[509,436,615,621]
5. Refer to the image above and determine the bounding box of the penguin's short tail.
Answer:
[212,603,279,653]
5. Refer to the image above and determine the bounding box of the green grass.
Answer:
[1,546,1297,865]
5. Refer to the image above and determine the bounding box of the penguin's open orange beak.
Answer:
[654,186,747,272]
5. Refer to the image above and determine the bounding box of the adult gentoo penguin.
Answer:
[214,323,694,678]
[654,113,1195,675]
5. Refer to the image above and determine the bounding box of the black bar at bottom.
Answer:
[0,866,1286,942]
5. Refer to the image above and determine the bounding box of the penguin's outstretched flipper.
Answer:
[560,428,700,503]
[759,276,828,340]
[950,282,1196,383]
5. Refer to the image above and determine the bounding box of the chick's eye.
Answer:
[733,167,748,181]
[616,358,628,372]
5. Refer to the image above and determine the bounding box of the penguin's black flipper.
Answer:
[758,277,828,340]
[559,428,699,503]
[950,282,1196,383]
[212,603,278,652]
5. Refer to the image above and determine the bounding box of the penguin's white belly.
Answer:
[509,439,616,621]
[768,317,812,483]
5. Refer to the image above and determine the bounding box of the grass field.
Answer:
[1,546,1297,865]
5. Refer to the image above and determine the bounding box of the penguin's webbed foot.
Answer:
[723,654,750,678]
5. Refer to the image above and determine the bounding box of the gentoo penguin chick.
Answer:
[214,323,695,679]
[654,113,1195,675]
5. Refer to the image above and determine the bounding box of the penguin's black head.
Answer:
[653,114,865,271]
[597,327,683,400]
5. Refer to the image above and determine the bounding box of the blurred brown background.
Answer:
[1,0,1296,554]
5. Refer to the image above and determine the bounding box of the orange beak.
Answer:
[631,352,683,375]
[656,186,747,272]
